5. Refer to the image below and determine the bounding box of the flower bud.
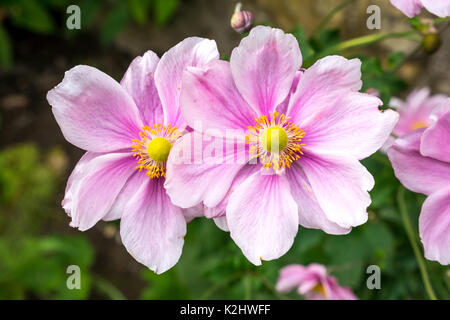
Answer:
[422,33,441,54]
[231,8,253,34]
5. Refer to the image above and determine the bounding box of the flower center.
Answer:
[247,112,305,172]
[312,283,327,297]
[261,126,288,153]
[411,121,428,130]
[131,124,181,179]
[147,137,172,162]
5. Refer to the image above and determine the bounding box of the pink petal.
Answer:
[422,0,450,17]
[226,173,299,265]
[214,216,229,232]
[286,163,351,235]
[103,171,148,221]
[165,132,248,209]
[203,164,259,219]
[287,56,362,125]
[299,152,374,228]
[390,0,423,17]
[120,179,186,274]
[421,110,450,163]
[298,92,398,160]
[180,60,257,131]
[230,26,302,116]
[155,37,219,128]
[66,152,137,231]
[182,204,204,223]
[120,50,163,125]
[387,130,450,195]
[47,66,143,152]
[276,264,306,292]
[419,188,450,265]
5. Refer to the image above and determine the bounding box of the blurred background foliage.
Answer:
[0,0,449,299]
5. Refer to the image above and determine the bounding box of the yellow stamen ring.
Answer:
[131,124,181,179]
[247,111,305,171]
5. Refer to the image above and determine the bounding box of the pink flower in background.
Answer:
[165,26,398,265]
[47,38,219,273]
[390,0,450,18]
[276,264,358,300]
[382,88,448,151]
[388,99,450,265]
[391,88,447,137]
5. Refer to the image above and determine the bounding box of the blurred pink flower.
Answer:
[381,88,448,152]
[165,26,398,265]
[390,0,450,18]
[47,38,219,273]
[388,99,450,265]
[276,264,358,300]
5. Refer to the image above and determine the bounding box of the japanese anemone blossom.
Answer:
[390,0,450,18]
[165,26,399,265]
[276,264,357,300]
[382,88,448,151]
[388,99,450,265]
[47,38,219,273]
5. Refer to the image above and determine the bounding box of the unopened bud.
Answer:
[231,3,253,34]
[422,33,441,54]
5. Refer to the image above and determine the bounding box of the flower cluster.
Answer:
[48,24,448,281]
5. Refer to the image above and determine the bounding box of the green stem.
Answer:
[397,187,437,300]
[312,0,357,36]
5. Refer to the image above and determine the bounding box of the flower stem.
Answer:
[305,30,417,67]
[397,187,437,300]
[312,0,357,36]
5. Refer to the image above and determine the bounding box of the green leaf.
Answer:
[128,0,151,25]
[10,0,56,34]
[153,0,179,26]
[101,2,130,45]
[0,25,13,69]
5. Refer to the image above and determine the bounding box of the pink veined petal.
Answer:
[62,151,99,217]
[67,152,137,231]
[120,178,186,274]
[287,56,362,125]
[155,37,219,129]
[203,164,259,219]
[226,172,299,265]
[387,130,450,195]
[182,204,204,223]
[230,25,302,116]
[180,60,257,131]
[120,50,164,125]
[103,171,149,221]
[213,216,229,232]
[47,65,143,152]
[286,163,351,235]
[298,91,398,160]
[419,188,450,265]
[165,132,248,209]
[299,152,375,229]
[421,0,450,17]
[421,110,450,163]
[390,0,423,17]
[275,264,306,292]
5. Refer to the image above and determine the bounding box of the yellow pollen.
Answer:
[147,137,172,162]
[247,111,305,172]
[261,126,288,153]
[312,283,327,297]
[411,121,428,130]
[131,123,181,179]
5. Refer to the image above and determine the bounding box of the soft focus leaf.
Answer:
[0,24,12,69]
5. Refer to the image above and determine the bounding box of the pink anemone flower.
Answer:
[381,88,448,151]
[276,264,357,300]
[388,99,450,265]
[47,38,219,273]
[390,0,450,18]
[164,26,398,265]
